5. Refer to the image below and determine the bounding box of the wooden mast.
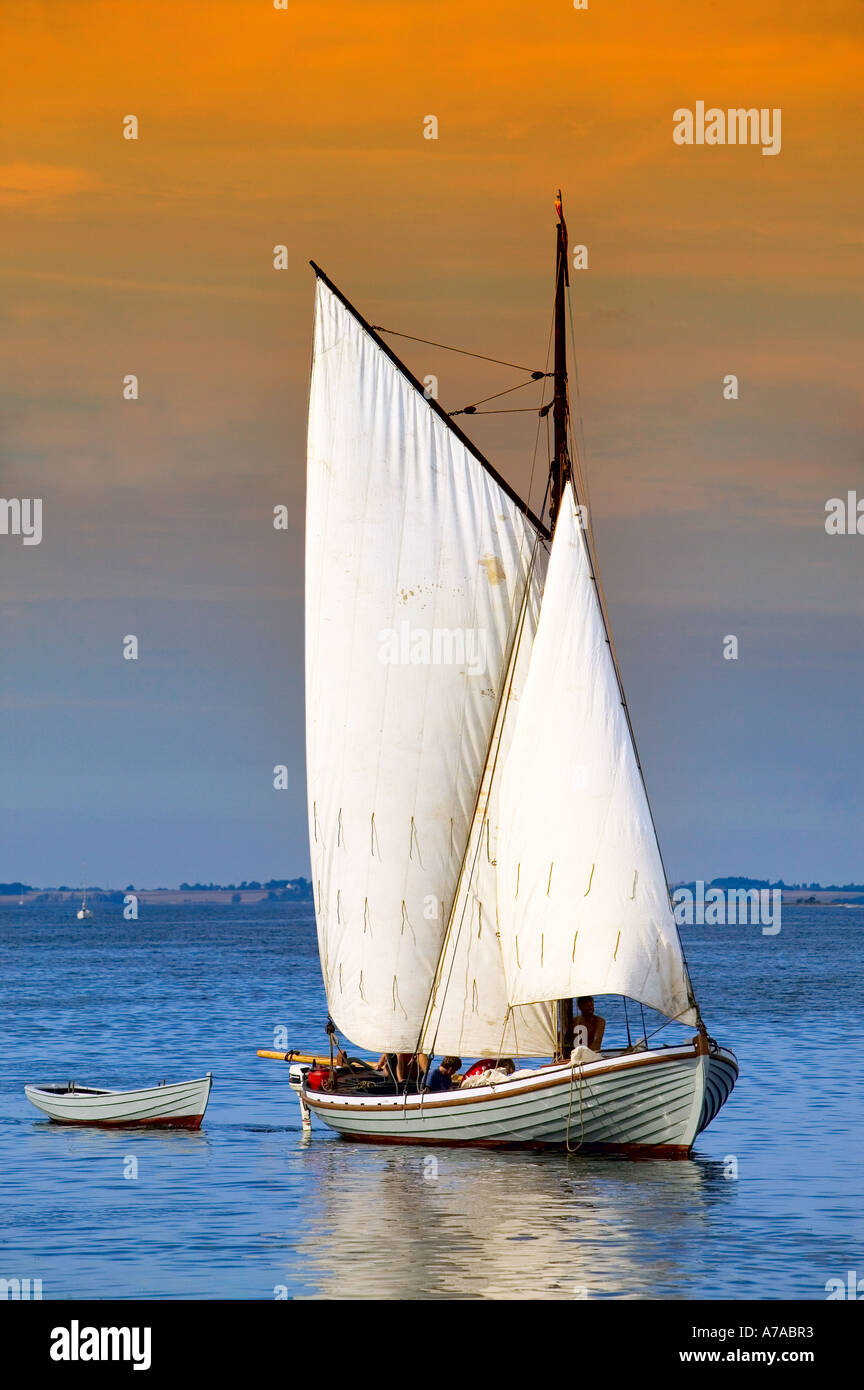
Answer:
[550,191,575,1059]
[549,191,571,532]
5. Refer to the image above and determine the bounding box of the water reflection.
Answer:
[28,1118,213,1159]
[287,1141,734,1299]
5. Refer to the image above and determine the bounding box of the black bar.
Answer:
[5,1298,851,1374]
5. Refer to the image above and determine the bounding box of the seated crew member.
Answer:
[375,1053,400,1084]
[376,1052,430,1086]
[426,1056,461,1092]
[573,996,605,1051]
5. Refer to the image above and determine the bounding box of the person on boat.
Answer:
[461,1058,496,1082]
[375,1052,429,1087]
[375,1053,400,1084]
[461,1058,516,1088]
[426,1056,462,1092]
[574,997,605,1051]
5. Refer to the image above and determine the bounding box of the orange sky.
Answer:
[1,1,862,884]
[3,1,861,572]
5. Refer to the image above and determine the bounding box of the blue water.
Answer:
[0,903,861,1299]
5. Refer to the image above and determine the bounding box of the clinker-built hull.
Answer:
[303,1044,737,1155]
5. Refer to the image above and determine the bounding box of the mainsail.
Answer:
[305,271,553,1054]
[495,482,698,1026]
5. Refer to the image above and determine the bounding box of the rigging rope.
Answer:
[565,1061,586,1154]
[370,326,545,375]
[458,406,547,415]
[449,374,551,417]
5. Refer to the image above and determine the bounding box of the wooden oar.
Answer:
[256,1050,330,1065]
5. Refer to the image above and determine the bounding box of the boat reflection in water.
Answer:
[285,1140,734,1300]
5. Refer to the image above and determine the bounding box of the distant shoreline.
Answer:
[1,887,862,908]
[0,885,312,907]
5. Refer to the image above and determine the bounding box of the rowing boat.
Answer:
[24,1074,212,1129]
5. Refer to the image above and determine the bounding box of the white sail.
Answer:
[419,547,557,1058]
[495,482,698,1026]
[306,275,546,1053]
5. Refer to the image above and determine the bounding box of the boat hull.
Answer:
[303,1045,737,1155]
[24,1075,213,1129]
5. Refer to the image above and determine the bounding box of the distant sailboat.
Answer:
[283,195,737,1154]
[76,867,93,921]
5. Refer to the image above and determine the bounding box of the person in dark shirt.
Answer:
[426,1056,462,1092]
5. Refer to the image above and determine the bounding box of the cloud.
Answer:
[0,163,100,207]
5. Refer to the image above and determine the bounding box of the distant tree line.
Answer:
[674,877,864,892]
[2,878,313,899]
[177,878,311,896]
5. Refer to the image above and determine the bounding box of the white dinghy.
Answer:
[273,194,737,1155]
[25,1074,212,1129]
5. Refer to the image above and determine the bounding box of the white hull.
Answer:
[303,1045,737,1155]
[25,1074,212,1129]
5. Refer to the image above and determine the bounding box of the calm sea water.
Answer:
[0,902,861,1300]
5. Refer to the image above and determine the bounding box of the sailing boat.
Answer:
[285,196,737,1154]
[76,867,93,921]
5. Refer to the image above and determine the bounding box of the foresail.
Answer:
[495,483,698,1027]
[306,274,544,1053]
[419,546,557,1059]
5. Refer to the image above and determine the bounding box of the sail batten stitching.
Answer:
[401,900,416,943]
[409,816,424,868]
[415,500,554,1060]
